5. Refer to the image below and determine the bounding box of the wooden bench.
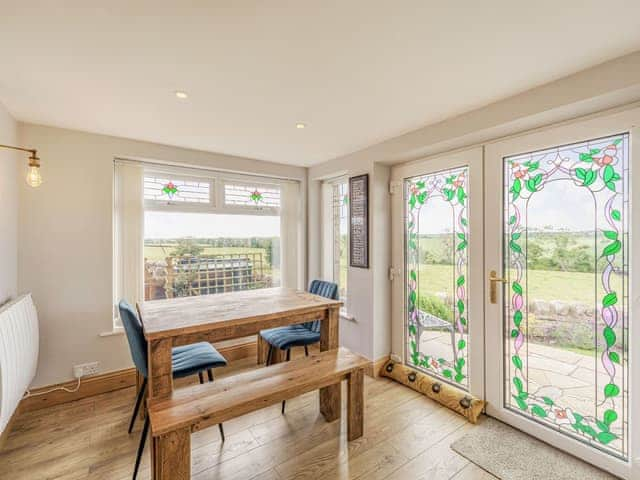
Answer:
[148,347,369,480]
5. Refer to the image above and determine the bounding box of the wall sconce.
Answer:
[0,144,42,187]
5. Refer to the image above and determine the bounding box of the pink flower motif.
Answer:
[512,294,523,311]
[457,286,465,299]
[548,407,576,426]
[511,162,529,180]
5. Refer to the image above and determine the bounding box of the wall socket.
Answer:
[73,362,99,378]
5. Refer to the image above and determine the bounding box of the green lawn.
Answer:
[417,264,621,304]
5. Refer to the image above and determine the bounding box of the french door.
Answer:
[390,147,485,402]
[392,108,639,479]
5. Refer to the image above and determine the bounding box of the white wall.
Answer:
[307,50,640,365]
[0,102,18,305]
[18,123,306,387]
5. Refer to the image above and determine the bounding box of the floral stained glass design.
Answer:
[250,190,263,204]
[405,167,469,389]
[162,181,178,199]
[504,133,629,459]
[144,176,210,204]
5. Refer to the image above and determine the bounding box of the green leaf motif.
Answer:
[454,373,465,383]
[512,282,523,294]
[513,395,528,411]
[542,397,554,406]
[513,310,523,327]
[611,209,621,221]
[460,217,468,226]
[603,230,618,240]
[409,239,417,251]
[575,167,587,181]
[510,240,522,254]
[603,326,616,348]
[511,179,521,201]
[457,233,466,241]
[457,299,465,314]
[525,178,537,193]
[596,420,609,432]
[456,275,465,286]
[603,165,615,183]
[605,181,616,192]
[410,270,417,281]
[443,188,455,201]
[603,409,618,426]
[457,339,466,351]
[602,240,621,257]
[613,138,622,146]
[510,329,519,338]
[511,232,521,241]
[602,292,618,307]
[456,240,468,251]
[417,192,427,204]
[509,215,517,225]
[531,405,547,418]
[604,383,620,398]
[609,351,620,364]
[409,194,416,209]
[513,377,523,394]
[597,431,618,445]
[583,169,597,186]
[579,153,593,162]
[457,187,466,205]
[460,317,467,326]
[512,355,523,370]
[442,369,453,379]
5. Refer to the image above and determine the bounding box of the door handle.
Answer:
[489,270,507,304]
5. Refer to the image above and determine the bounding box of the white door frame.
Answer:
[484,107,640,479]
[390,146,485,401]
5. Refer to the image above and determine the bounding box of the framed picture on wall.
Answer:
[349,174,369,268]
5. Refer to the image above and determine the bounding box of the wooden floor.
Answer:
[0,356,497,480]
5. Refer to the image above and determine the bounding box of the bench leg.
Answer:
[320,306,341,421]
[151,427,190,480]
[347,368,364,441]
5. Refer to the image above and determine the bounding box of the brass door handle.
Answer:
[489,270,507,304]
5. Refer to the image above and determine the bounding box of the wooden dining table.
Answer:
[138,287,343,420]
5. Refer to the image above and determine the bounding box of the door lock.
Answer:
[489,270,507,304]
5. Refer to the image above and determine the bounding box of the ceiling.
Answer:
[1,2,639,167]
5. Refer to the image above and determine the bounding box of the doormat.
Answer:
[450,417,619,480]
[380,360,484,423]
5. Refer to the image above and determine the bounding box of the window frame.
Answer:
[322,176,349,308]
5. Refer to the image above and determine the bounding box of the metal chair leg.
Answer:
[218,423,225,442]
[198,371,205,384]
[304,345,309,356]
[207,368,214,382]
[281,349,291,414]
[133,415,149,480]
[128,378,147,434]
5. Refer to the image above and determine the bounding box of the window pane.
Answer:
[333,181,349,302]
[503,133,629,459]
[405,167,469,389]
[144,175,210,204]
[143,212,280,300]
[224,183,281,208]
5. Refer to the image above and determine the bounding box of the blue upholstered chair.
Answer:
[119,300,228,480]
[260,280,339,413]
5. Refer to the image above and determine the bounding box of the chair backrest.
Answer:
[305,280,339,333]
[118,300,148,378]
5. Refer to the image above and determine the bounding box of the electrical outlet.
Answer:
[73,362,99,378]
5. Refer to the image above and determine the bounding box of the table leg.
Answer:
[152,427,190,480]
[347,368,364,440]
[319,305,341,421]
[147,338,173,402]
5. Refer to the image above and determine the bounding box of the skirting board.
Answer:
[365,355,390,378]
[20,339,257,413]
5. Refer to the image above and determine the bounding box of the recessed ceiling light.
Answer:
[296,123,306,129]
[175,91,188,99]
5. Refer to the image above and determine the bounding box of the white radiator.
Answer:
[0,294,39,434]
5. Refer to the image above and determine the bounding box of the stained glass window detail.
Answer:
[504,133,629,459]
[144,176,211,204]
[224,183,280,208]
[405,166,469,389]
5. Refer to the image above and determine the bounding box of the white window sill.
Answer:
[340,310,356,322]
[99,325,125,337]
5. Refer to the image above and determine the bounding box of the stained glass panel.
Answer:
[224,183,280,208]
[144,176,211,204]
[405,166,469,389]
[503,133,629,459]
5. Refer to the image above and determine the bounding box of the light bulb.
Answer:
[26,165,42,187]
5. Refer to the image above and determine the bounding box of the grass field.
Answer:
[144,245,270,262]
[417,263,622,304]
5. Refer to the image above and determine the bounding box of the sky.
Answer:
[145,212,280,239]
